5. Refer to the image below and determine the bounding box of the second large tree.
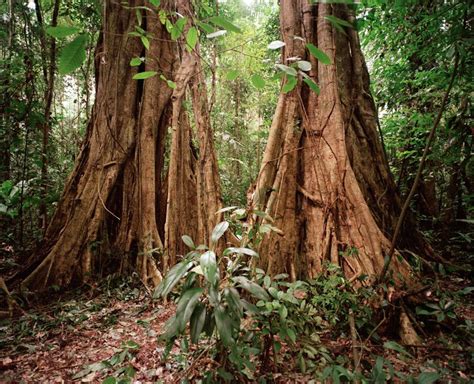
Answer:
[254,0,428,284]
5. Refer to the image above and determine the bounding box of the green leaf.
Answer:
[297,60,312,71]
[132,71,157,80]
[279,305,288,320]
[268,40,285,50]
[250,74,266,89]
[233,276,270,301]
[130,57,142,66]
[186,27,198,52]
[226,70,239,81]
[215,305,234,346]
[46,26,79,38]
[149,0,160,6]
[383,341,414,358]
[282,75,297,93]
[275,64,297,77]
[217,368,233,382]
[171,17,187,40]
[181,235,195,249]
[224,287,243,318]
[102,377,117,384]
[136,9,143,26]
[200,251,218,286]
[154,259,193,297]
[177,287,203,332]
[140,35,150,49]
[223,247,258,257]
[196,21,214,34]
[325,15,353,28]
[306,43,331,65]
[208,16,242,33]
[58,34,87,75]
[302,77,320,94]
[211,221,229,244]
[287,328,297,343]
[122,340,140,350]
[190,303,206,344]
[417,372,440,384]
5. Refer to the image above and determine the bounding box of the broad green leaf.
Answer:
[177,287,203,332]
[306,43,331,65]
[275,64,297,77]
[282,75,297,93]
[225,70,239,81]
[215,305,234,346]
[251,74,266,89]
[287,328,297,343]
[190,303,206,344]
[279,305,288,320]
[297,60,312,71]
[161,315,179,339]
[303,78,320,94]
[274,273,289,280]
[149,0,160,6]
[208,16,242,33]
[224,287,243,318]
[203,308,215,337]
[216,205,237,214]
[136,9,143,26]
[186,27,198,51]
[268,40,285,50]
[46,26,79,38]
[200,251,217,285]
[211,221,229,244]
[130,57,142,66]
[233,276,270,301]
[217,368,234,382]
[196,21,214,34]
[325,15,353,28]
[372,356,386,383]
[140,35,150,49]
[153,260,193,297]
[223,247,258,257]
[383,341,414,358]
[133,71,157,80]
[102,377,117,384]
[207,30,227,39]
[181,235,195,249]
[58,34,87,74]
[122,340,140,349]
[417,372,440,384]
[253,210,274,222]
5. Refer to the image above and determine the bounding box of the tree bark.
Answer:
[19,0,225,290]
[254,1,428,285]
[21,0,175,289]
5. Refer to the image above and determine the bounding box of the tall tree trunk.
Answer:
[164,0,226,268]
[19,0,225,290]
[21,0,175,289]
[254,1,428,285]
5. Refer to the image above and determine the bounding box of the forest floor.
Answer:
[0,259,473,383]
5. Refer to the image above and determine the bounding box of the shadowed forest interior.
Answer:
[0,0,472,382]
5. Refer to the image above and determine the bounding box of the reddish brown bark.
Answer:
[254,1,428,285]
[19,0,225,290]
[20,1,174,289]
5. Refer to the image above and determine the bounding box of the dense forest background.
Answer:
[0,0,472,382]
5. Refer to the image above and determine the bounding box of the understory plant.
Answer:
[153,207,376,381]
